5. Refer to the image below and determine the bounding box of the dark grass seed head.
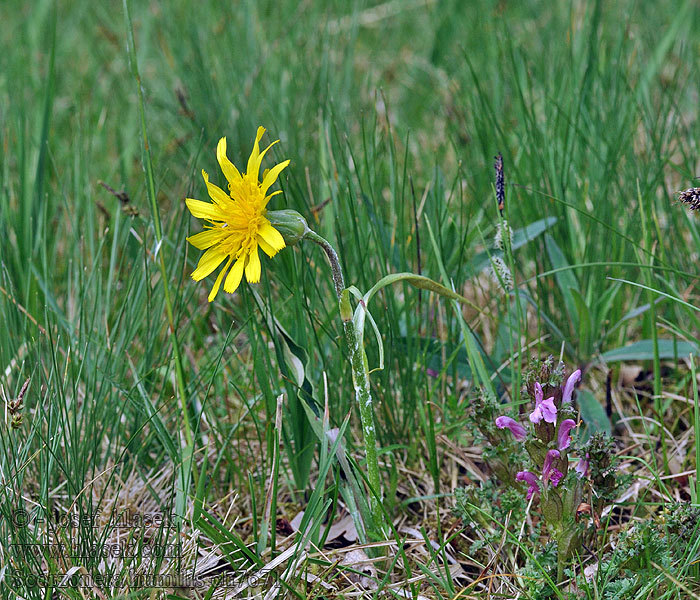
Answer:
[494,152,505,214]
[677,187,700,210]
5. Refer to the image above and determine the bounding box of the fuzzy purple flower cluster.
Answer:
[495,369,588,500]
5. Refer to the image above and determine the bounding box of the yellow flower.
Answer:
[185,127,290,302]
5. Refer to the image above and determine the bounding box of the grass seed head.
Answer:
[677,187,700,210]
[489,256,513,291]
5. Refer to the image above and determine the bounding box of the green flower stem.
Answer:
[305,231,345,298]
[305,231,383,529]
[341,293,383,528]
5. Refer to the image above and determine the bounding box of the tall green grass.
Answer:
[1,0,699,597]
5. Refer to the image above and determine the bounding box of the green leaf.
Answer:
[512,217,559,247]
[601,339,699,362]
[252,291,318,489]
[610,299,658,329]
[355,273,480,375]
[298,394,372,542]
[363,272,477,310]
[541,491,563,523]
[578,390,612,437]
[347,286,384,372]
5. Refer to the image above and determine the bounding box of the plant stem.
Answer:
[305,231,345,298]
[557,556,564,586]
[305,230,384,531]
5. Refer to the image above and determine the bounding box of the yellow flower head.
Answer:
[185,127,290,302]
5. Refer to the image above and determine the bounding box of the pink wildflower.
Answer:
[575,453,590,478]
[529,382,557,424]
[562,369,582,403]
[495,416,527,441]
[556,419,577,450]
[516,471,540,500]
[542,449,562,486]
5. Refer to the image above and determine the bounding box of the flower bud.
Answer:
[267,209,310,246]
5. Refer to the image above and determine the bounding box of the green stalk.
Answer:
[305,231,383,531]
[554,520,569,584]
[691,355,700,502]
[500,214,523,406]
[123,1,194,460]
[556,545,565,585]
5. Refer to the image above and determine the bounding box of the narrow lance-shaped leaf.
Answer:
[363,272,479,310]
[602,339,699,362]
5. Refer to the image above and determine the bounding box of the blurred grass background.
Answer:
[1,0,700,597]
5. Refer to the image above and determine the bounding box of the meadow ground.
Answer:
[1,1,700,598]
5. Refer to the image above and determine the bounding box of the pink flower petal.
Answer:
[529,405,543,424]
[495,416,527,441]
[542,449,561,483]
[575,453,590,478]
[557,419,577,450]
[562,369,582,403]
[541,397,557,423]
[516,471,540,499]
[550,469,564,487]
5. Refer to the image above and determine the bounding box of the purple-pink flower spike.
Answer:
[516,471,540,499]
[557,419,577,450]
[495,416,527,441]
[562,369,582,403]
